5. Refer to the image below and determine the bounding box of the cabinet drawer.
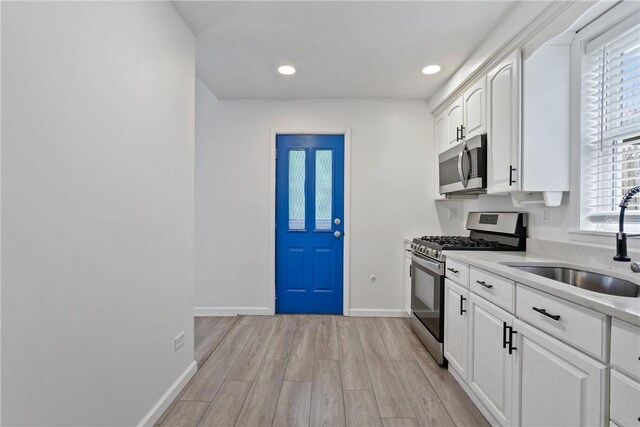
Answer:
[445,259,469,288]
[611,370,640,427]
[469,267,514,312]
[516,285,607,360]
[612,319,640,382]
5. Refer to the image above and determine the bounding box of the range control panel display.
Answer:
[479,214,499,225]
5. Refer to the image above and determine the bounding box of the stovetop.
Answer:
[419,235,513,250]
[410,212,527,262]
[411,233,525,262]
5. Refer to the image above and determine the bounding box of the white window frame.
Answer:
[570,1,640,237]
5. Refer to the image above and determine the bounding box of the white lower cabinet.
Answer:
[444,258,620,426]
[513,319,607,427]
[469,294,515,426]
[444,279,469,382]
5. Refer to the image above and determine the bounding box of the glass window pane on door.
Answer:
[288,150,306,230]
[315,150,332,230]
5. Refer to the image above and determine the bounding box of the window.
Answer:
[581,15,640,231]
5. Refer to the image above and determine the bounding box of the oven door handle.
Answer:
[411,254,444,275]
[457,142,469,188]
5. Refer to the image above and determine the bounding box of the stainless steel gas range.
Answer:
[409,212,527,365]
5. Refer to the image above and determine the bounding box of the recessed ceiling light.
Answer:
[278,65,296,75]
[422,65,441,75]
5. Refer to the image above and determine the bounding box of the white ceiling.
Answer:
[173,1,519,100]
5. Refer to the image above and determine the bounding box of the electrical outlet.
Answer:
[542,207,550,225]
[449,207,457,220]
[174,332,185,351]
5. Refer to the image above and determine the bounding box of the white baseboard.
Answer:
[194,306,271,317]
[137,360,197,427]
[194,307,406,318]
[349,309,408,317]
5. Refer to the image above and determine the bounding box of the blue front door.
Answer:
[276,134,344,314]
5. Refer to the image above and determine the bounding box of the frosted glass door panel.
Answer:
[289,150,306,230]
[315,150,332,230]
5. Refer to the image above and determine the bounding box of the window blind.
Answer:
[582,18,640,224]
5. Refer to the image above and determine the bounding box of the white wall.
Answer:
[1,3,195,425]
[195,82,457,314]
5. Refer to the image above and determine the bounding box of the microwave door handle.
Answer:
[463,146,471,185]
[457,143,469,188]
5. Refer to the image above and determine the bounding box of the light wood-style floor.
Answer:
[157,315,489,427]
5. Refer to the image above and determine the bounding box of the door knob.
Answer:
[334,218,341,225]
[334,231,341,238]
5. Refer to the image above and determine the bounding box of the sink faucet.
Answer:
[613,186,640,271]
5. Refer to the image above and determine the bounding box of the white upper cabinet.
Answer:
[433,43,569,204]
[487,50,521,194]
[445,96,464,149]
[513,42,570,207]
[463,76,487,140]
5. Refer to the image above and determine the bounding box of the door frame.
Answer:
[269,129,351,316]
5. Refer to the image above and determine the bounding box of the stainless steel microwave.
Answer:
[438,134,487,195]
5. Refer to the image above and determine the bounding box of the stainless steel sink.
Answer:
[509,265,640,298]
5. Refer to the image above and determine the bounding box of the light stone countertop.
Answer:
[444,250,640,327]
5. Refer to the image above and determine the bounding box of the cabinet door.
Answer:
[445,96,464,149]
[469,294,514,426]
[487,50,520,194]
[610,369,640,427]
[404,254,412,312]
[444,279,469,382]
[513,319,607,427]
[463,77,487,139]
